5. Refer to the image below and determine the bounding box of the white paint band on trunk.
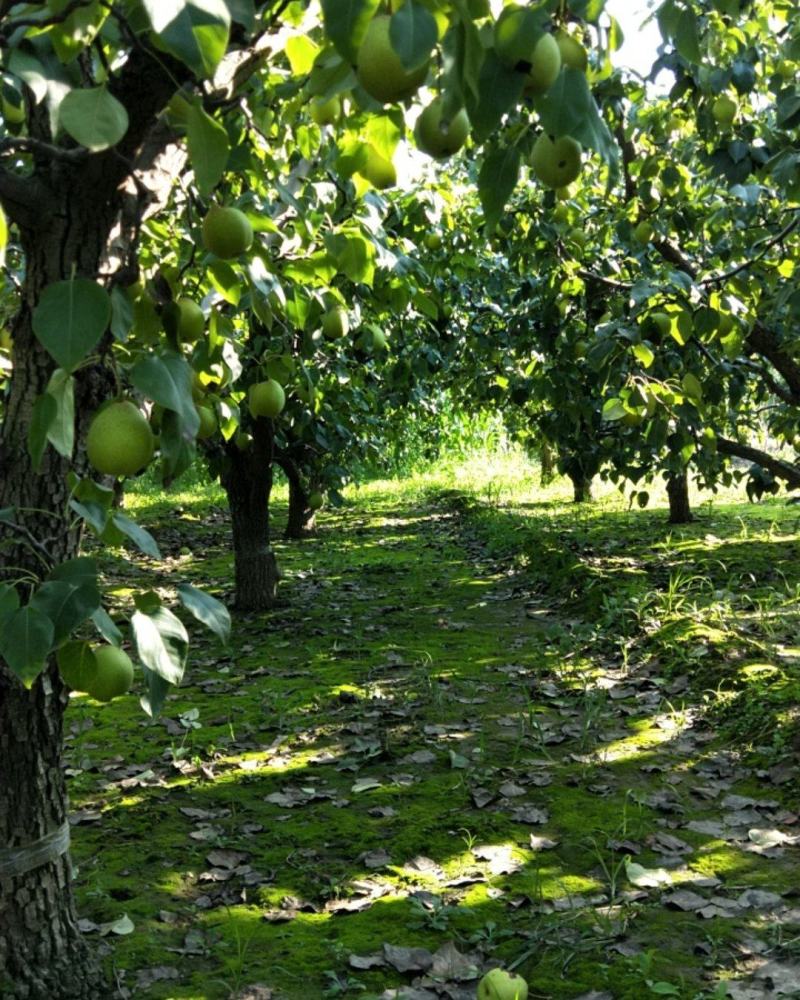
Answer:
[0,820,70,880]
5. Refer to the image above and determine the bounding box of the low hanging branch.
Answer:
[716,437,800,490]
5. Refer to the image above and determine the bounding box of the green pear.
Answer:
[712,94,737,125]
[249,379,285,419]
[202,205,254,259]
[357,15,429,104]
[176,298,205,343]
[322,306,349,340]
[86,401,155,478]
[525,34,562,95]
[310,95,341,126]
[86,646,135,702]
[477,968,529,1000]
[195,405,218,440]
[530,133,582,189]
[415,99,470,159]
[361,147,397,190]
[494,5,543,69]
[555,30,588,71]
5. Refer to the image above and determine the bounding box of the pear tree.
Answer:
[0,0,628,993]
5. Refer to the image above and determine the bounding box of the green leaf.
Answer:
[364,114,402,160]
[285,35,320,75]
[110,513,161,559]
[32,278,111,373]
[0,584,20,632]
[91,606,123,646]
[51,557,99,588]
[648,984,681,997]
[28,393,57,471]
[7,49,49,103]
[681,372,703,402]
[0,204,6,267]
[0,606,55,687]
[30,580,101,645]
[131,606,188,686]
[140,0,231,77]
[224,0,255,29]
[186,103,230,197]
[130,353,200,436]
[478,144,521,232]
[449,6,485,102]
[69,499,108,537]
[633,342,655,368]
[321,0,380,63]
[390,1,438,71]
[139,665,173,718]
[464,48,525,142]
[325,233,376,284]
[177,583,231,643]
[602,397,627,421]
[50,1,108,63]
[110,286,134,342]
[208,260,242,304]
[674,9,701,65]
[535,68,618,168]
[157,410,197,484]
[59,86,129,151]
[44,369,75,459]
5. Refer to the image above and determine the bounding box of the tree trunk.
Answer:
[277,453,316,540]
[0,193,119,998]
[221,421,279,611]
[667,470,692,524]
[539,440,555,486]
[0,43,188,994]
[567,470,593,503]
[0,674,104,999]
[286,476,316,539]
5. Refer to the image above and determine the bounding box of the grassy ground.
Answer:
[67,454,800,999]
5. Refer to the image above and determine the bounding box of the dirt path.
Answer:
[68,488,800,999]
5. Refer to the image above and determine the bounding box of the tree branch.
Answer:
[0,517,55,570]
[0,166,54,229]
[699,212,800,288]
[745,324,800,405]
[716,437,800,490]
[2,0,93,33]
[647,236,800,405]
[0,136,87,163]
[577,268,631,291]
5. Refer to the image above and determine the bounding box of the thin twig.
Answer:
[2,0,93,33]
[0,519,55,569]
[699,212,800,287]
[0,136,88,163]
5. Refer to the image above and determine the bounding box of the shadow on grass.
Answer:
[66,486,800,999]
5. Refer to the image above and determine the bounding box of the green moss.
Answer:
[66,461,799,998]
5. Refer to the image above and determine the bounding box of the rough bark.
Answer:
[221,420,279,611]
[559,448,598,504]
[0,176,126,997]
[562,467,593,503]
[717,436,800,490]
[276,453,316,539]
[539,440,555,486]
[0,39,190,998]
[0,215,116,998]
[0,672,104,1000]
[667,470,693,524]
[286,477,317,539]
